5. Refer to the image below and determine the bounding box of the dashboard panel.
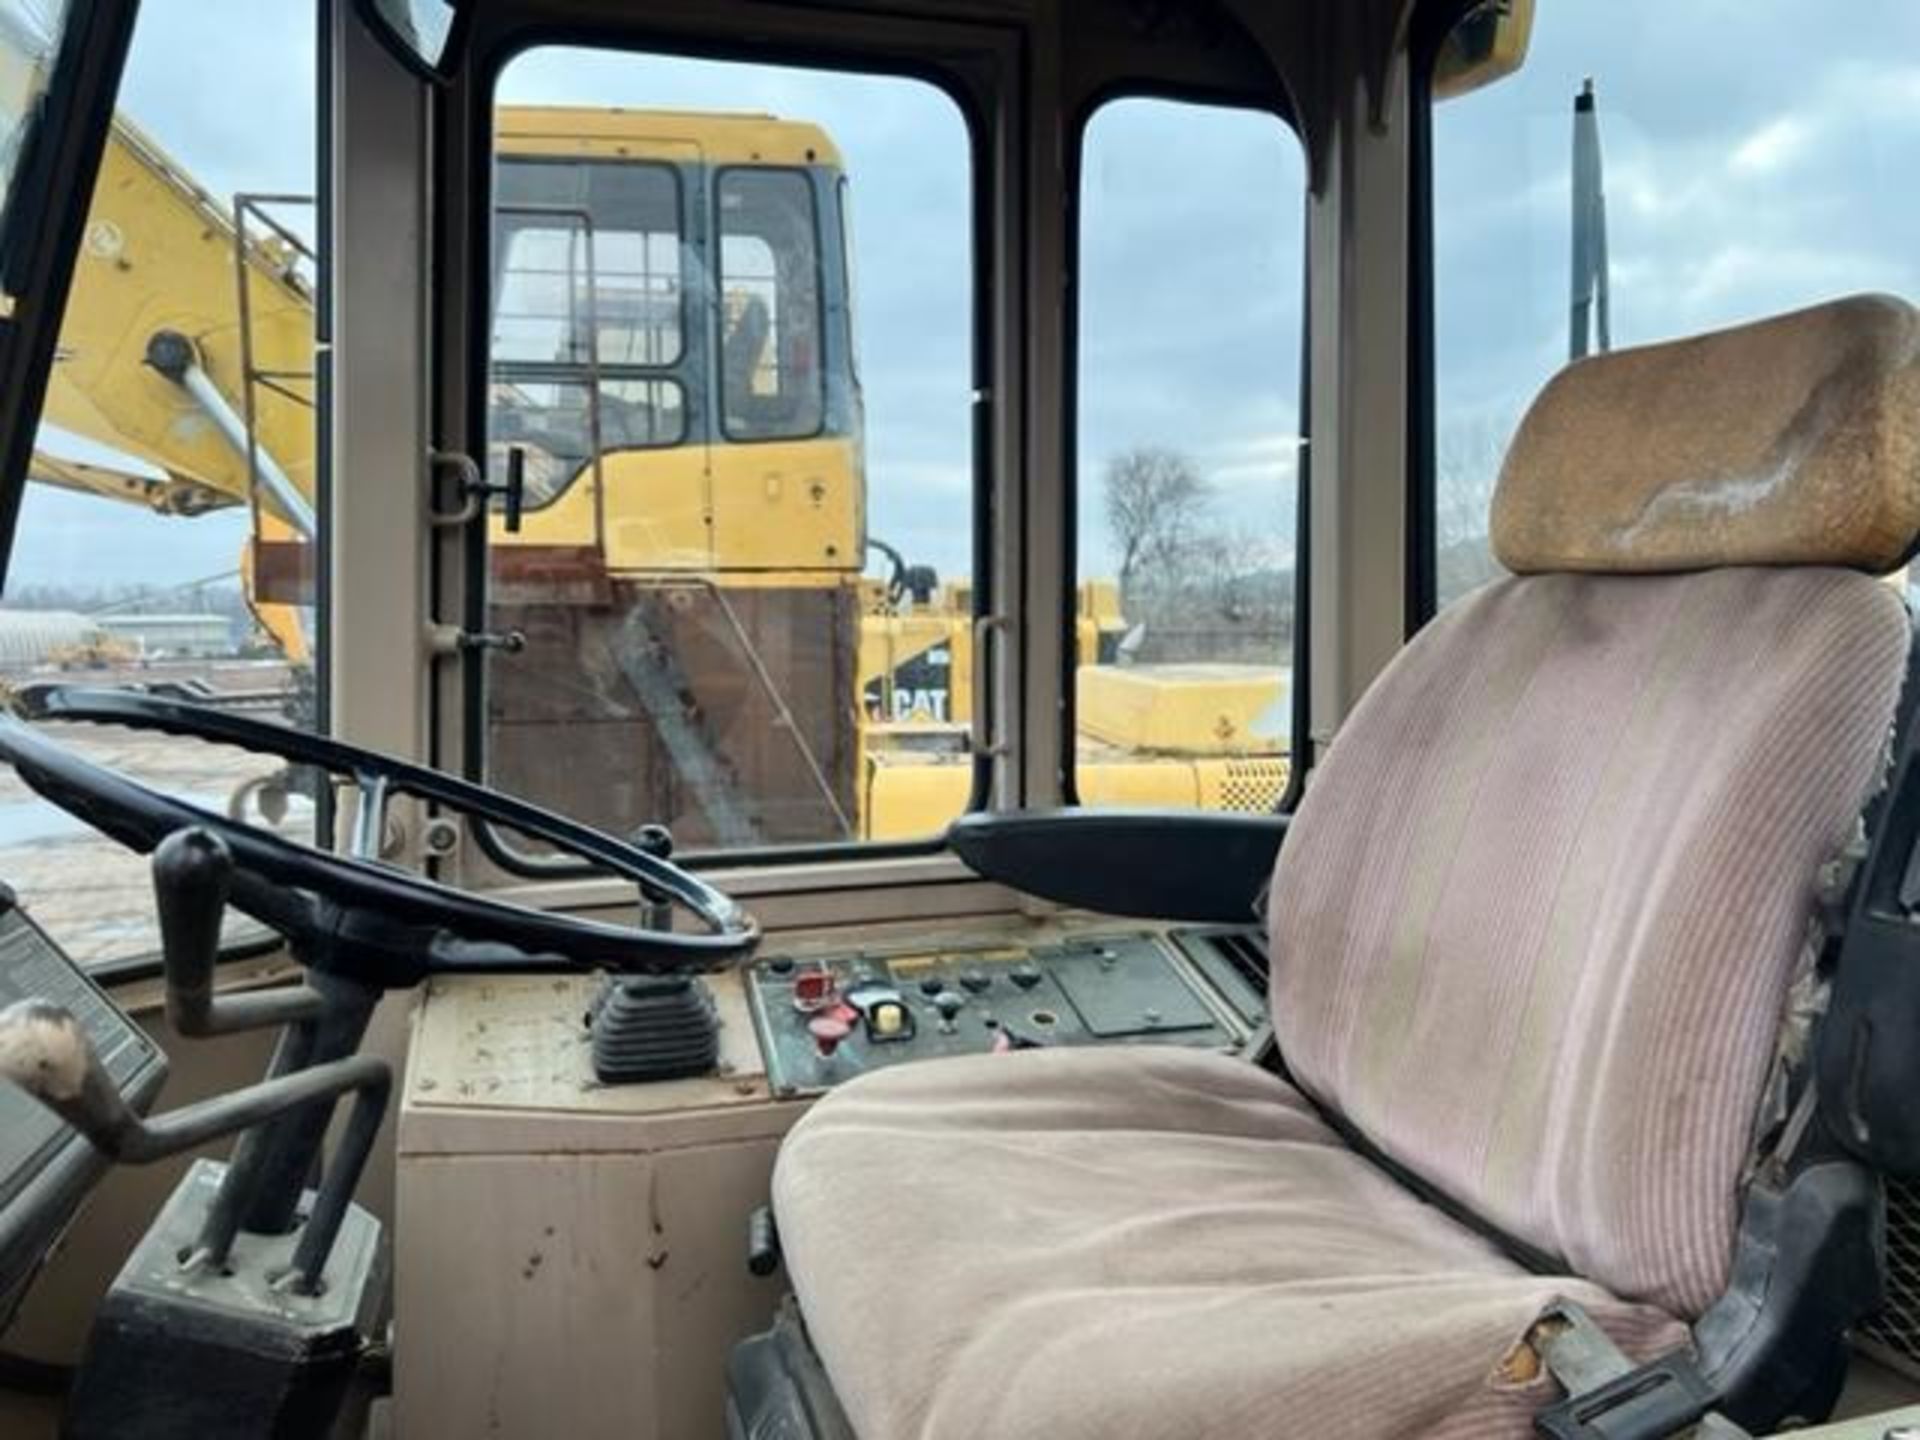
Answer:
[744,927,1265,1096]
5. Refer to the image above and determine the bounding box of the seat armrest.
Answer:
[946,808,1285,923]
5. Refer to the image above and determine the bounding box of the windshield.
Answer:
[0,0,71,250]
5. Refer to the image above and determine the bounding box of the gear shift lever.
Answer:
[0,827,393,1293]
[0,999,152,1154]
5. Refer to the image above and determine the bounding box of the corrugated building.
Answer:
[0,610,105,668]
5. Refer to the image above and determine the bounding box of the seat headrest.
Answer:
[1493,294,1920,574]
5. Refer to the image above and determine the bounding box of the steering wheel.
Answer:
[0,688,759,987]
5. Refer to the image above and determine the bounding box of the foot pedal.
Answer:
[589,974,721,1082]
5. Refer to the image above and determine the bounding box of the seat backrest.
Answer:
[1267,294,1920,1320]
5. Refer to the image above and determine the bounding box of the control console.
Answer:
[0,892,165,1329]
[745,928,1261,1096]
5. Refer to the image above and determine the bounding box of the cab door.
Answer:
[487,120,711,572]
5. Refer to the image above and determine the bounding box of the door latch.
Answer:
[428,447,525,531]
[425,624,526,657]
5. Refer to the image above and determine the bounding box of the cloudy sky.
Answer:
[13,0,1920,599]
[1435,2,1920,453]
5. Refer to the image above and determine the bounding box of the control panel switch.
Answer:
[808,1014,851,1058]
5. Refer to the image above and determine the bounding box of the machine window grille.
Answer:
[487,376,687,508]
[493,160,684,368]
[490,158,687,505]
[716,167,825,442]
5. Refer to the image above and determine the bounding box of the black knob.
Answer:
[1009,963,1042,991]
[960,970,991,995]
[918,975,946,997]
[155,827,233,1029]
[933,991,965,1023]
[632,823,675,859]
[769,955,794,976]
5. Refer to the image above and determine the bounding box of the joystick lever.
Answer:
[157,827,325,1036]
[0,827,392,1293]
[631,824,676,933]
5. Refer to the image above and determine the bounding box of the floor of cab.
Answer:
[0,1357,1916,1437]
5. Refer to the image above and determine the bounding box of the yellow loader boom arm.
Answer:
[38,115,316,526]
[35,116,319,657]
[26,449,234,518]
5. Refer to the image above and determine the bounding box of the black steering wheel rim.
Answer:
[0,689,759,981]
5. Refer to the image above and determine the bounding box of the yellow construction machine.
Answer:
[35,106,1290,845]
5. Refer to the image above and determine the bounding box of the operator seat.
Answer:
[741,294,1920,1438]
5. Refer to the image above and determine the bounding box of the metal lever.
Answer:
[426,623,528,657]
[502,445,526,533]
[632,823,675,932]
[157,827,325,1036]
[746,1204,781,1277]
[427,448,526,531]
[0,998,389,1294]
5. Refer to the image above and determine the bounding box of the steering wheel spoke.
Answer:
[346,770,392,864]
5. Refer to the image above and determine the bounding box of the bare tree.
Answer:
[1103,446,1213,596]
[1434,413,1515,604]
[1097,448,1297,663]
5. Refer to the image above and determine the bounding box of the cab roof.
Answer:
[494,105,844,168]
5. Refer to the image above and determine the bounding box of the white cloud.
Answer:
[1730,115,1812,175]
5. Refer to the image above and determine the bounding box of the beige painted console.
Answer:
[391,913,1259,1439]
[393,964,799,1440]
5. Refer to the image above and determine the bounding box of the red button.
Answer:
[793,968,835,1010]
[809,1014,852,1057]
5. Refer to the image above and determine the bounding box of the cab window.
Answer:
[0,0,323,967]
[1072,97,1304,814]
[1425,2,1920,613]
[491,158,689,505]
[718,167,826,442]
[481,51,974,856]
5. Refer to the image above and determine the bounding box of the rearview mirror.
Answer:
[355,0,466,82]
[1432,0,1534,102]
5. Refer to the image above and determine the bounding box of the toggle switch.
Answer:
[870,1000,909,1039]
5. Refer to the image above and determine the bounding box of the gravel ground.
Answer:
[0,665,310,967]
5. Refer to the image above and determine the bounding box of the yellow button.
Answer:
[873,1002,905,1037]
